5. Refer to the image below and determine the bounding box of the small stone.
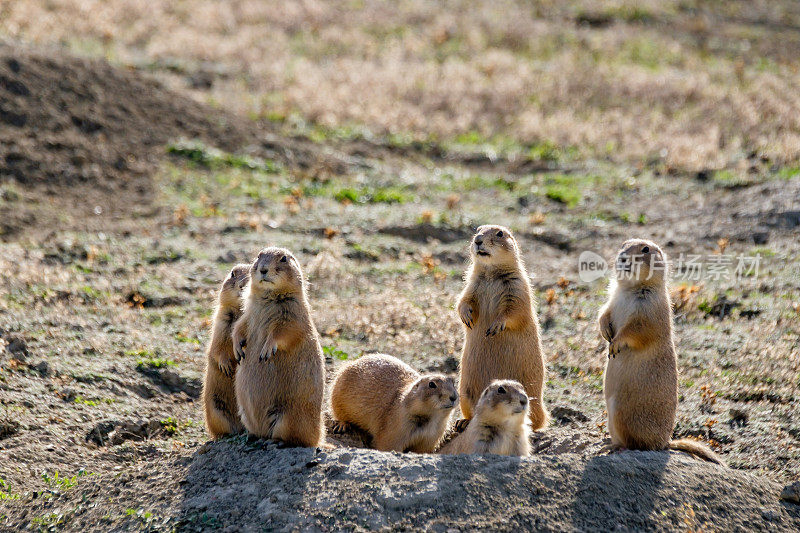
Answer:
[729,408,748,427]
[442,356,459,373]
[781,481,800,504]
[550,405,589,425]
[5,335,28,359]
[60,388,77,402]
[325,464,344,476]
[0,419,20,439]
[338,452,353,464]
[160,369,182,389]
[33,361,51,377]
[751,231,769,245]
[761,508,779,521]
[216,251,238,264]
[86,420,117,446]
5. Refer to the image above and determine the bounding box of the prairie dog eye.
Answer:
[229,270,236,279]
[642,246,650,254]
[428,381,437,389]
[497,386,506,394]
[496,230,504,238]
[280,255,288,263]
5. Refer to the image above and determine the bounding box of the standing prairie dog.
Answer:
[599,239,723,464]
[330,354,458,453]
[202,263,249,438]
[457,225,548,429]
[232,247,325,447]
[438,380,531,456]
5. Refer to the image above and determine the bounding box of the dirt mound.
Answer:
[5,443,798,531]
[0,42,252,192]
[0,42,266,239]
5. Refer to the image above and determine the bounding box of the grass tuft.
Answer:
[136,358,175,370]
[167,140,280,173]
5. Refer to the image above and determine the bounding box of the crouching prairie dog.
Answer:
[330,354,458,453]
[438,380,531,456]
[599,239,723,465]
[232,247,325,447]
[457,225,548,430]
[203,263,249,438]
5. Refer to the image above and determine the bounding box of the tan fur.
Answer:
[202,264,249,438]
[438,380,531,456]
[669,438,724,464]
[330,354,458,453]
[599,239,723,465]
[232,247,325,447]
[457,225,548,429]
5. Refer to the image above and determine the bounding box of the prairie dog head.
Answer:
[247,247,304,296]
[613,239,667,288]
[219,263,249,309]
[474,380,530,426]
[470,225,520,267]
[406,374,458,414]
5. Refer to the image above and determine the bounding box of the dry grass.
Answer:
[5,0,800,170]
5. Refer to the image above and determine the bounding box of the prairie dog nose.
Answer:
[474,237,483,246]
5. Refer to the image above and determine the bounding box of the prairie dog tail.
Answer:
[670,439,725,466]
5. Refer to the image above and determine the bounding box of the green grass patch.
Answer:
[124,508,154,521]
[136,357,175,370]
[73,395,113,406]
[323,345,350,360]
[124,348,156,358]
[527,140,563,162]
[167,140,280,173]
[42,470,91,491]
[449,132,567,162]
[175,333,201,344]
[79,285,106,301]
[461,175,515,191]
[31,513,65,527]
[301,183,414,204]
[750,247,775,258]
[777,166,800,180]
[545,181,581,207]
[0,479,19,501]
[711,169,752,188]
[160,417,179,435]
[335,186,409,204]
[542,173,603,208]
[73,263,94,274]
[605,5,655,23]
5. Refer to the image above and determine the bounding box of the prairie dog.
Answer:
[599,239,723,464]
[457,224,548,429]
[438,380,531,456]
[202,263,249,438]
[232,247,325,447]
[330,354,458,453]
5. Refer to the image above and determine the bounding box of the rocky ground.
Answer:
[1,2,800,529]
